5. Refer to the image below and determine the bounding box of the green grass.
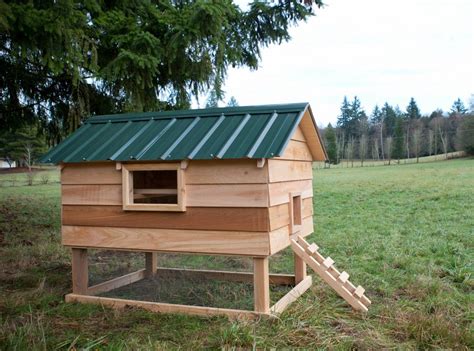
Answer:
[0,159,473,349]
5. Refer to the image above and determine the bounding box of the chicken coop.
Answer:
[40,103,370,318]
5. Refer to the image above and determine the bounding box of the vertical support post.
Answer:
[253,257,270,313]
[145,252,158,278]
[71,248,88,295]
[294,253,307,284]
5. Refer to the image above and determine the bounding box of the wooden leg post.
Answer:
[253,257,270,313]
[145,252,158,278]
[72,248,88,295]
[294,252,307,284]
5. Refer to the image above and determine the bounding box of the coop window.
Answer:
[289,192,302,234]
[122,163,185,212]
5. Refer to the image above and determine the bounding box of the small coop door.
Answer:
[289,192,302,234]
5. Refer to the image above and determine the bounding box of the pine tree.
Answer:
[205,91,219,108]
[0,0,324,141]
[325,123,338,164]
[406,98,421,119]
[382,103,397,136]
[227,97,239,107]
[370,105,382,123]
[450,98,468,115]
[392,118,405,163]
[337,96,351,129]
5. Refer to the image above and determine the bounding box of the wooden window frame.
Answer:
[122,163,186,212]
[289,192,302,234]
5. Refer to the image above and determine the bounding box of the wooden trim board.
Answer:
[62,226,270,256]
[62,205,270,232]
[65,294,273,320]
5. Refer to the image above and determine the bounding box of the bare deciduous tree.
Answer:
[385,137,393,165]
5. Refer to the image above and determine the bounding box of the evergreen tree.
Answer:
[392,118,405,162]
[370,105,382,123]
[325,123,338,164]
[406,98,421,119]
[227,96,239,107]
[459,115,474,155]
[0,0,324,141]
[337,96,351,129]
[381,103,397,136]
[205,91,219,108]
[450,98,468,115]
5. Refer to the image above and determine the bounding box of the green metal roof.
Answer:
[40,103,312,164]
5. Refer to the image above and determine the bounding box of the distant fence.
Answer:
[314,151,466,170]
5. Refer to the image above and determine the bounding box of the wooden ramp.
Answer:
[290,236,371,312]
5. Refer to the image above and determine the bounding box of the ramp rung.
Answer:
[323,257,334,269]
[354,286,365,298]
[291,237,369,312]
[306,243,319,254]
[338,271,349,283]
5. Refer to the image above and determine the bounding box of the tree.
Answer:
[325,123,337,164]
[412,127,422,163]
[406,98,421,119]
[205,91,219,108]
[450,98,468,116]
[385,137,393,165]
[0,0,324,143]
[337,96,351,130]
[227,96,239,107]
[381,103,397,136]
[359,134,368,167]
[392,118,405,163]
[459,115,474,155]
[371,105,384,160]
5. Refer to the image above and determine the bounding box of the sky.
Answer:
[216,0,474,126]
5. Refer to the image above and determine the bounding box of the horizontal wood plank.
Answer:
[186,160,268,184]
[268,180,313,206]
[65,294,272,319]
[62,226,270,256]
[62,160,268,185]
[62,163,121,185]
[186,184,268,207]
[269,197,313,231]
[62,185,122,205]
[156,267,295,286]
[62,205,269,232]
[268,160,313,183]
[62,183,269,207]
[269,216,314,254]
[276,140,313,161]
[88,269,146,295]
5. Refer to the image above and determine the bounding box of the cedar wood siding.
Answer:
[61,126,314,256]
[267,125,315,254]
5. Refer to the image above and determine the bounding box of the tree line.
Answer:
[322,96,474,166]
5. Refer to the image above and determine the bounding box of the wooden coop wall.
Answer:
[61,159,272,256]
[267,125,314,255]
[60,125,315,257]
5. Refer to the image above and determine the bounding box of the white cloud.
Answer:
[222,0,474,125]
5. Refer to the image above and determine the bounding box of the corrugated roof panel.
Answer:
[192,114,247,160]
[138,118,195,160]
[222,113,271,158]
[39,103,327,163]
[162,116,220,160]
[252,112,300,158]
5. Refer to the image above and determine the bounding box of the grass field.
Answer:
[0,159,473,349]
